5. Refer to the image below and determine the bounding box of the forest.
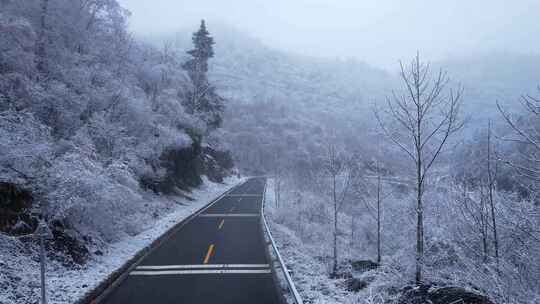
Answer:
[214,32,540,304]
[1,0,540,303]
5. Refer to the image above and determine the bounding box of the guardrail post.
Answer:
[39,219,48,304]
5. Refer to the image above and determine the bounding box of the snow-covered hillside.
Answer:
[1,1,235,303]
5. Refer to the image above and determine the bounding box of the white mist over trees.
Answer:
[119,0,540,71]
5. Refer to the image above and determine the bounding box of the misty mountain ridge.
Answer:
[145,24,540,129]
[441,51,540,90]
[438,51,540,120]
[144,24,393,108]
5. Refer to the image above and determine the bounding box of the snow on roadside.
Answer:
[264,178,355,304]
[0,176,244,304]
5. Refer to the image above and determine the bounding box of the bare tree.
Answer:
[497,89,540,195]
[457,181,490,262]
[274,152,284,209]
[353,162,388,265]
[295,190,304,238]
[35,2,50,302]
[350,208,356,248]
[375,158,382,264]
[375,53,463,284]
[486,120,500,267]
[323,144,352,276]
[373,139,384,265]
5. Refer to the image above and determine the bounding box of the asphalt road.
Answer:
[100,177,281,304]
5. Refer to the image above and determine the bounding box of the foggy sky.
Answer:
[118,0,540,70]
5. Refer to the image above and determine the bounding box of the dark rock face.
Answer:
[0,182,37,235]
[199,146,234,183]
[345,277,368,292]
[351,260,379,273]
[1,183,90,264]
[157,136,234,193]
[398,285,494,304]
[49,219,89,265]
[159,143,204,192]
[430,287,493,304]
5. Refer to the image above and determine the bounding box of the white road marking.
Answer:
[130,269,271,276]
[226,194,261,197]
[199,213,259,217]
[136,264,270,270]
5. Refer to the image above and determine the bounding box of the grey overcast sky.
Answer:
[117,0,540,70]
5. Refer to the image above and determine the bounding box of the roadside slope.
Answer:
[0,177,243,304]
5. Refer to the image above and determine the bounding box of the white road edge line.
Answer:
[130,269,271,276]
[199,213,259,217]
[136,264,270,270]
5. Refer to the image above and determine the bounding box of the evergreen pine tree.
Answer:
[182,20,223,130]
[182,20,214,88]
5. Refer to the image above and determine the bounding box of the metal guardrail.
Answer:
[261,179,304,304]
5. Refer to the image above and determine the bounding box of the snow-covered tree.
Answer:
[182,20,224,130]
[375,53,463,284]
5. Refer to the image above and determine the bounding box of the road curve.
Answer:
[99,177,281,304]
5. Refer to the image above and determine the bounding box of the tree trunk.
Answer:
[350,213,355,248]
[480,191,489,263]
[487,121,500,267]
[274,178,280,208]
[415,180,423,285]
[277,181,281,208]
[39,220,47,304]
[296,192,302,238]
[375,53,462,287]
[332,174,338,276]
[36,0,49,74]
[377,171,382,264]
[415,86,424,285]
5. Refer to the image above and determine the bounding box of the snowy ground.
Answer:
[264,179,406,304]
[265,179,361,304]
[0,176,243,304]
[263,178,510,304]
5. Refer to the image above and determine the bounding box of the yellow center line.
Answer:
[218,219,225,230]
[203,244,214,264]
